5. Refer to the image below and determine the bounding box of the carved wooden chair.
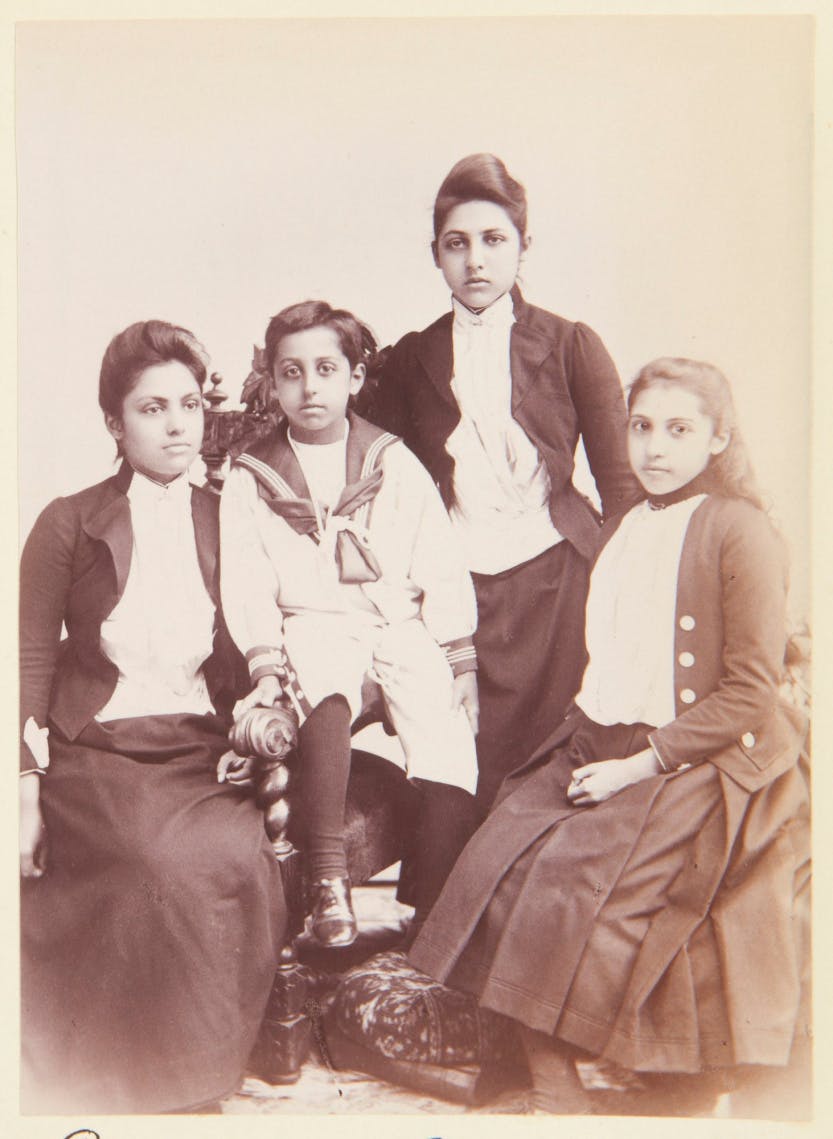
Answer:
[202,373,416,1082]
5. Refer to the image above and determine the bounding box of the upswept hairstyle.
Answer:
[628,357,765,510]
[99,319,209,420]
[263,300,378,375]
[433,153,528,241]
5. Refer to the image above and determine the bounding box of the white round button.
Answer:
[678,651,695,667]
[679,615,696,631]
[741,732,756,748]
[680,688,696,704]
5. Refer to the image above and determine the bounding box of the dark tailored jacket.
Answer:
[505,494,807,798]
[362,286,642,561]
[19,462,246,771]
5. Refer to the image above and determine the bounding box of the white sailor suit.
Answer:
[220,412,479,794]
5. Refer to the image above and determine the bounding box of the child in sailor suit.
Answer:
[220,301,480,946]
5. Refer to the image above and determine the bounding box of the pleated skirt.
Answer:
[409,714,810,1074]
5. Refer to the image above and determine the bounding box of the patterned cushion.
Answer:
[329,950,517,1067]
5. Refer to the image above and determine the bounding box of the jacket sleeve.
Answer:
[649,507,790,772]
[19,497,77,771]
[568,322,642,519]
[219,465,286,685]
[359,334,415,439]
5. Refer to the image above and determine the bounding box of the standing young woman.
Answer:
[19,320,286,1114]
[363,154,641,809]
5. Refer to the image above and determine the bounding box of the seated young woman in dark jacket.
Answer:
[19,320,287,1114]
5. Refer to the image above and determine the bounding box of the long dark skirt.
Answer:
[471,540,589,810]
[21,713,287,1114]
[409,715,810,1074]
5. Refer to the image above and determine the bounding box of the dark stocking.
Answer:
[519,1025,594,1115]
[296,694,352,882]
[407,779,480,938]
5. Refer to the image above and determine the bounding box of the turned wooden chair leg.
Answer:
[229,702,299,854]
[230,704,316,1084]
[249,945,313,1084]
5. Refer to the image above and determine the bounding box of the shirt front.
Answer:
[444,292,563,574]
[576,495,707,729]
[97,470,216,721]
[220,438,477,663]
[288,424,349,516]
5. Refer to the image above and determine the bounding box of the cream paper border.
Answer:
[2,3,830,1138]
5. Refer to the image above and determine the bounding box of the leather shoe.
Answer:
[309,877,358,947]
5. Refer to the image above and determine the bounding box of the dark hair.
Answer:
[263,300,378,375]
[628,357,765,509]
[99,319,209,421]
[433,153,528,241]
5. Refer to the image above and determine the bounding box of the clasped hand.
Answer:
[566,747,660,807]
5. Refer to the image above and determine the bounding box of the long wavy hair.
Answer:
[628,357,766,510]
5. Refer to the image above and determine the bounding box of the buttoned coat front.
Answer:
[510,493,806,793]
[647,495,805,790]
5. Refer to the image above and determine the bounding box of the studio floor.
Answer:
[218,883,784,1120]
[222,883,531,1116]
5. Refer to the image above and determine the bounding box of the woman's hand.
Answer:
[567,748,661,807]
[20,774,48,879]
[452,671,479,735]
[232,675,284,721]
[216,750,258,788]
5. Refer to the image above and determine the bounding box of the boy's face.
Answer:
[272,326,365,444]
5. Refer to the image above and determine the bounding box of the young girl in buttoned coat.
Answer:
[362,154,641,809]
[408,358,810,1112]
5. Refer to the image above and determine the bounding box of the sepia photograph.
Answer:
[8,5,829,1136]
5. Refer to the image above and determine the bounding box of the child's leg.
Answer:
[296,694,352,882]
[372,621,480,935]
[406,778,480,939]
[281,616,372,948]
[519,1025,593,1115]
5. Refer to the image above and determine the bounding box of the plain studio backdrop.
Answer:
[16,15,811,620]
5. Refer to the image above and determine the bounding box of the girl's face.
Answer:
[628,383,729,496]
[433,199,527,311]
[106,361,204,484]
[272,325,365,445]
